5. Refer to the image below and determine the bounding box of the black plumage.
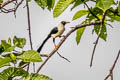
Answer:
[37,27,58,53]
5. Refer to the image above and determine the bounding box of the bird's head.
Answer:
[61,21,70,25]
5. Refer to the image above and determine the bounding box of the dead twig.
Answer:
[57,52,71,63]
[90,10,107,67]
[104,50,120,80]
[26,0,34,72]
[14,0,24,18]
[0,0,24,17]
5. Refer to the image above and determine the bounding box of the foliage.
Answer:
[18,50,42,62]
[18,73,52,80]
[13,36,26,48]
[34,0,55,11]
[0,67,28,80]
[53,0,74,17]
[0,0,3,3]
[76,27,85,45]
[0,36,46,80]
[72,10,88,20]
[0,57,12,68]
[95,0,115,12]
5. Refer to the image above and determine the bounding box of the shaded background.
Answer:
[0,1,120,80]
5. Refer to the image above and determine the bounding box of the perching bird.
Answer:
[37,21,70,53]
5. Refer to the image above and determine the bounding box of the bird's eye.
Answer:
[61,21,66,25]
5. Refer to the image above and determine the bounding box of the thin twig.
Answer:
[106,23,113,28]
[14,0,24,18]
[90,11,107,67]
[104,50,120,80]
[84,2,100,20]
[90,34,100,67]
[26,0,34,72]
[0,0,23,16]
[0,0,16,8]
[40,54,49,57]
[57,52,71,63]
[36,20,102,73]
[108,9,120,17]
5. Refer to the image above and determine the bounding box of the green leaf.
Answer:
[0,57,12,68]
[1,40,15,52]
[71,0,82,10]
[53,0,74,18]
[34,0,55,10]
[35,0,47,9]
[94,24,107,41]
[30,74,52,80]
[13,36,26,48]
[72,10,88,20]
[0,67,28,80]
[8,37,11,45]
[100,24,107,41]
[0,45,4,55]
[10,53,16,61]
[107,9,120,21]
[96,0,115,11]
[18,61,28,67]
[19,73,52,80]
[28,0,32,2]
[18,50,42,62]
[13,68,28,77]
[118,1,120,13]
[86,7,103,21]
[47,0,55,11]
[76,27,85,45]
[0,0,3,3]
[71,0,88,10]
[0,67,14,80]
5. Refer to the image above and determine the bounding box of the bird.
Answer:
[37,21,70,53]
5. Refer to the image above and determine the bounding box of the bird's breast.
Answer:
[51,26,65,38]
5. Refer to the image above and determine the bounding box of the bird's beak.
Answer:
[65,21,70,24]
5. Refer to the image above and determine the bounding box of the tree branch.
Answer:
[0,0,16,8]
[26,0,34,72]
[40,54,49,57]
[90,11,107,67]
[0,0,24,17]
[57,52,71,63]
[36,20,102,73]
[84,2,100,20]
[104,50,120,80]
[14,0,24,18]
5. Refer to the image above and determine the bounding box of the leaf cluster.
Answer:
[0,36,52,80]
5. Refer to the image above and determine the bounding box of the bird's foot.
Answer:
[59,35,65,38]
[55,45,58,49]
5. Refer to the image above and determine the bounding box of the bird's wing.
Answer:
[50,27,58,34]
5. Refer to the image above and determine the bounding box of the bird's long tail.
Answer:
[37,34,50,53]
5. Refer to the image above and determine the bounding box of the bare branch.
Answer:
[40,54,49,57]
[90,11,107,67]
[26,0,34,72]
[0,0,16,8]
[57,52,71,63]
[14,0,24,18]
[104,50,120,80]
[0,0,24,16]
[36,20,102,73]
